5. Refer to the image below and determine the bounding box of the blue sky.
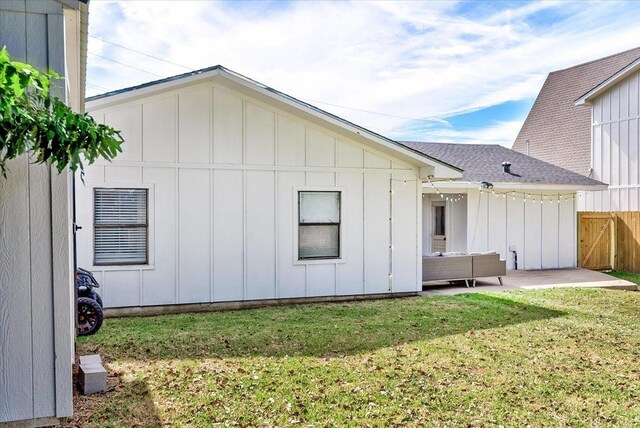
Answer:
[87,1,640,146]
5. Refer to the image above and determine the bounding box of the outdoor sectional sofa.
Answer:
[422,252,506,287]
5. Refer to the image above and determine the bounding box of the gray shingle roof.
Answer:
[400,142,605,186]
[511,46,640,176]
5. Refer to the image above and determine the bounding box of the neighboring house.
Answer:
[77,66,461,309]
[575,56,640,211]
[77,67,604,310]
[512,46,640,176]
[0,0,88,426]
[400,142,604,270]
[512,46,640,212]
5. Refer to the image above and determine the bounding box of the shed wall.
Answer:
[78,82,421,308]
[0,0,74,423]
[578,69,640,211]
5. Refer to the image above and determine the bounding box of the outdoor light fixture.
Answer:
[480,181,494,189]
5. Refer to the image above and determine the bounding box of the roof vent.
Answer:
[502,162,511,173]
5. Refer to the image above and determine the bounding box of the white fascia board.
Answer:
[575,58,640,106]
[86,67,463,178]
[421,186,470,194]
[86,68,222,110]
[424,181,608,191]
[214,69,462,175]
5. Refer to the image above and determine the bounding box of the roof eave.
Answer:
[215,68,462,174]
[424,182,608,191]
[575,57,640,106]
[86,66,223,106]
[86,66,463,177]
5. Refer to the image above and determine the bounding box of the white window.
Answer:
[94,188,148,265]
[298,191,341,259]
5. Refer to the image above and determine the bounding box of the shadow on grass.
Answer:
[78,293,565,362]
[69,366,162,427]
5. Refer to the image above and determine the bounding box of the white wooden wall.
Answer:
[579,70,640,211]
[0,1,74,423]
[78,81,421,308]
[466,189,577,269]
[421,188,576,269]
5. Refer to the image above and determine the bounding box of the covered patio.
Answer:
[397,141,607,272]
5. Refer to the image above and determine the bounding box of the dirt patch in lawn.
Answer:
[64,362,161,427]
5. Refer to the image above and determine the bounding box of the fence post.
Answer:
[610,212,616,271]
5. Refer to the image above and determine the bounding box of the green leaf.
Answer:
[0,48,122,176]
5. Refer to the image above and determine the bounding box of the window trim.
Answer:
[94,187,149,266]
[293,186,346,265]
[86,182,155,271]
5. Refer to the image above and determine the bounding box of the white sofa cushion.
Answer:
[442,252,469,257]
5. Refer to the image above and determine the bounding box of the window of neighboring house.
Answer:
[298,191,341,260]
[94,188,148,265]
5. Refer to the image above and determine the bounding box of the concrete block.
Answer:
[79,354,102,365]
[79,362,107,395]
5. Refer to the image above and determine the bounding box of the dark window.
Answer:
[298,191,341,259]
[94,188,148,265]
[434,205,445,236]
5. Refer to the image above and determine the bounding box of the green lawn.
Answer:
[605,270,640,286]
[71,289,640,427]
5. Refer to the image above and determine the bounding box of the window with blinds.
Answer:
[298,191,341,260]
[94,188,148,265]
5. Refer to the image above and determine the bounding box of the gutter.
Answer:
[423,181,608,191]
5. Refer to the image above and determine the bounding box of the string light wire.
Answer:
[421,178,576,203]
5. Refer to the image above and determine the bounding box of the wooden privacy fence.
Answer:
[578,211,640,272]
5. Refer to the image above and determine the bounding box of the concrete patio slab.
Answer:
[420,268,638,296]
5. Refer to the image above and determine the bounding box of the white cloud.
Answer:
[86,0,640,146]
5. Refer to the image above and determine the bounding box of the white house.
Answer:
[78,67,607,310]
[0,0,87,425]
[77,66,463,309]
[575,56,640,211]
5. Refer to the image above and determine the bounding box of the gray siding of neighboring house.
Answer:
[0,0,74,423]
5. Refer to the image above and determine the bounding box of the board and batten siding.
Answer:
[466,189,577,269]
[77,82,421,308]
[421,188,576,270]
[0,1,76,423]
[579,69,640,211]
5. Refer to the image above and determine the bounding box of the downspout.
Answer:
[72,173,78,272]
[388,177,393,292]
[72,172,80,337]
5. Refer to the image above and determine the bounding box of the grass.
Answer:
[70,289,640,427]
[605,270,640,286]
